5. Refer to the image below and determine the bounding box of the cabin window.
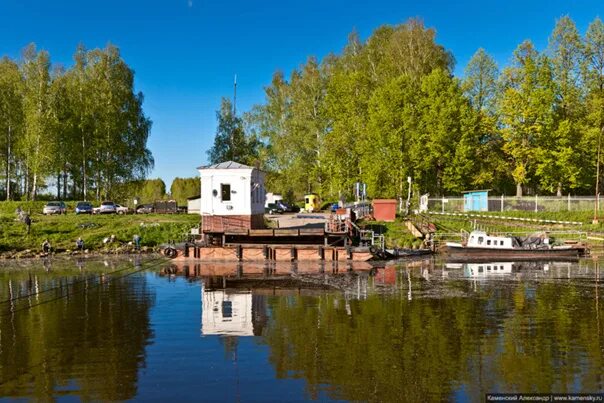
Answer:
[478,237,484,244]
[221,184,231,201]
[487,266,491,270]
[478,266,484,273]
[305,197,310,204]
[222,300,233,318]
[487,240,491,246]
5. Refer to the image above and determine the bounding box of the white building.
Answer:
[187,196,201,214]
[197,161,266,232]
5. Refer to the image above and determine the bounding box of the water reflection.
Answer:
[0,257,602,401]
[253,259,604,401]
[0,257,155,401]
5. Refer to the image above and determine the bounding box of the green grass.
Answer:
[0,201,199,253]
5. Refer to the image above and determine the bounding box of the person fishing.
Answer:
[76,237,84,251]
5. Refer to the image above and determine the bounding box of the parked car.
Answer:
[265,203,284,215]
[115,204,129,214]
[98,201,117,214]
[136,204,154,214]
[43,201,67,215]
[75,201,93,215]
[276,200,300,213]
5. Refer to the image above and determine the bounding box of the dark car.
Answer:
[136,204,154,214]
[265,203,284,214]
[75,201,93,214]
[276,200,300,213]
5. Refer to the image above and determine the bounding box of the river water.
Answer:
[0,256,602,402]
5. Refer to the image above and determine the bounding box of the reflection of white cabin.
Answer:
[464,262,513,277]
[201,288,253,336]
[197,161,266,233]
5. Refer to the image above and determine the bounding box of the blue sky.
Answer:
[1,0,602,189]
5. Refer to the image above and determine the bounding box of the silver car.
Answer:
[43,201,67,215]
[99,201,117,214]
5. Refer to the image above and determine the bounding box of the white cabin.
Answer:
[467,230,515,249]
[197,161,266,232]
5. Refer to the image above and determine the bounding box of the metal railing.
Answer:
[428,195,603,213]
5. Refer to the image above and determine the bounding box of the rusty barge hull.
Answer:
[167,244,374,262]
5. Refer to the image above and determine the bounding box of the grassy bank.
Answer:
[0,201,199,253]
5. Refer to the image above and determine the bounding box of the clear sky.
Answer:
[1,0,602,189]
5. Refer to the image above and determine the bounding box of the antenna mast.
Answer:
[233,74,237,116]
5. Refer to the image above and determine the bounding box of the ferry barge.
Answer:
[162,161,385,263]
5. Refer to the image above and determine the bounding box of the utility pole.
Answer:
[231,74,237,161]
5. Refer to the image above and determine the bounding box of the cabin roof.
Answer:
[197,161,254,170]
[461,189,492,194]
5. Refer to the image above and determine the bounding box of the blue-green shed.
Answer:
[462,190,490,212]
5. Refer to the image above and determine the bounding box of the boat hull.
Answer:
[446,245,583,260]
[164,244,376,262]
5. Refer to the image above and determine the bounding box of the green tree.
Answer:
[499,41,556,196]
[536,16,587,195]
[20,43,55,200]
[207,97,260,166]
[139,178,166,203]
[462,49,508,191]
[584,17,604,199]
[170,177,200,205]
[0,57,24,200]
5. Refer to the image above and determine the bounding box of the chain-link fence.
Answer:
[428,196,604,213]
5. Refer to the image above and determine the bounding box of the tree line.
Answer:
[208,16,604,200]
[0,43,153,201]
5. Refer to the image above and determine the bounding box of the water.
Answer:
[0,257,602,402]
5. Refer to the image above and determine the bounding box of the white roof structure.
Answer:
[197,161,254,170]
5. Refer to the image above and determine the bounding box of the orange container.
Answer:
[372,199,397,222]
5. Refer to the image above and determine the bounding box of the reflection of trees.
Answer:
[260,274,604,401]
[0,264,154,400]
[261,293,491,401]
[484,281,604,394]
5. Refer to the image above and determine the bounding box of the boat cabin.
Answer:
[467,230,529,249]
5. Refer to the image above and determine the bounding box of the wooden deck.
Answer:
[224,228,326,237]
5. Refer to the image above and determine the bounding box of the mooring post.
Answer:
[237,244,242,261]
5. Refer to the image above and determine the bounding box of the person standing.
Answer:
[42,239,51,254]
[133,234,141,251]
[76,237,84,251]
[24,214,31,235]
